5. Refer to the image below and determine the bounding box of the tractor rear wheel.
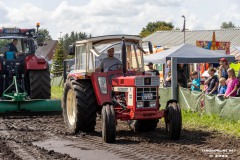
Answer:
[62,79,97,134]
[128,119,158,132]
[102,104,116,143]
[28,70,51,99]
[165,101,182,140]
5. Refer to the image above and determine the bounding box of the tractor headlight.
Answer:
[137,101,144,108]
[98,77,107,94]
[149,101,156,108]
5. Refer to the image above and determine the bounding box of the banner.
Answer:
[196,41,230,54]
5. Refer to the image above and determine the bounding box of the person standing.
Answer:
[218,58,229,79]
[190,71,200,91]
[224,68,239,98]
[204,67,219,94]
[177,63,187,88]
[146,62,159,76]
[164,60,171,87]
[217,78,227,96]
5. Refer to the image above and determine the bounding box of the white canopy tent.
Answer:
[143,44,235,100]
[144,44,235,64]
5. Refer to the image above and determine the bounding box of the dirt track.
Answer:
[0,115,239,160]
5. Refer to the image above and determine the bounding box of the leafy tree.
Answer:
[140,21,174,37]
[0,39,10,48]
[37,28,52,45]
[221,21,236,29]
[61,31,89,55]
[51,42,66,76]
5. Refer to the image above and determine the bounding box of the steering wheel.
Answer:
[108,63,122,71]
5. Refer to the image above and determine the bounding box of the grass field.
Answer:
[182,110,240,137]
[51,86,63,99]
[51,86,240,137]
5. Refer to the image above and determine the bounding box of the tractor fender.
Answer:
[25,55,48,70]
[67,72,88,80]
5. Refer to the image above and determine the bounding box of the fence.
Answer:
[160,87,240,121]
[51,76,64,87]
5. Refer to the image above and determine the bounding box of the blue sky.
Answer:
[1,0,239,39]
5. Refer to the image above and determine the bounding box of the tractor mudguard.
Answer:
[25,55,48,70]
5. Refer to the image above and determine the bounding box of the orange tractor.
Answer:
[62,35,182,143]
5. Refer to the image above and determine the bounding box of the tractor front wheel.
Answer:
[102,104,116,143]
[165,100,182,140]
[62,79,97,134]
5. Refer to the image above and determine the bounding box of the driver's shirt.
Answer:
[99,57,121,72]
[6,43,18,52]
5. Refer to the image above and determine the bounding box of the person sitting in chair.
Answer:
[6,39,23,58]
[95,48,121,72]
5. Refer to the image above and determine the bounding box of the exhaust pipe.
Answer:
[121,37,127,77]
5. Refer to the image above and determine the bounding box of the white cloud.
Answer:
[1,0,240,39]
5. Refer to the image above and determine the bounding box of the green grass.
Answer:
[51,86,240,137]
[51,86,63,99]
[182,110,240,137]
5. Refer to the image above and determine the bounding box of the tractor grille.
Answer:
[135,77,160,86]
[136,87,157,108]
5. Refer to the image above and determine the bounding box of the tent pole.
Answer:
[171,57,178,100]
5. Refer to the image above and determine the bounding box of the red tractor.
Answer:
[62,35,181,143]
[0,25,60,114]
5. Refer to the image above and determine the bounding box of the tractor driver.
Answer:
[96,48,122,72]
[6,39,23,58]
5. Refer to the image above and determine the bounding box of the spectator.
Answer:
[190,71,200,91]
[204,67,219,94]
[224,68,239,98]
[237,76,240,97]
[217,78,227,96]
[146,62,160,76]
[218,58,229,79]
[177,63,187,88]
[164,60,171,87]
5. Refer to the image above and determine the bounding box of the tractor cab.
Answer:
[63,35,182,143]
[0,28,36,58]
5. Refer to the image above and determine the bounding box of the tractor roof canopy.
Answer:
[75,35,142,45]
[0,28,36,38]
[72,34,145,73]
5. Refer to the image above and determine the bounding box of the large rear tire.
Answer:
[102,104,116,143]
[28,70,51,99]
[165,100,182,140]
[62,79,97,134]
[128,119,158,132]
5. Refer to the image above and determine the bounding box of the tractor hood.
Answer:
[112,75,160,87]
